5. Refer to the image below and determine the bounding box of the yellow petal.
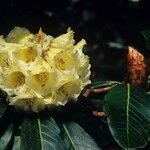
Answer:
[26,57,52,74]
[53,92,67,106]
[45,30,74,62]
[13,47,37,63]
[3,71,25,89]
[51,29,74,49]
[27,71,56,96]
[6,27,33,44]
[0,52,10,68]
[58,77,82,99]
[77,56,91,85]
[54,51,77,71]
[10,97,45,112]
[73,39,86,55]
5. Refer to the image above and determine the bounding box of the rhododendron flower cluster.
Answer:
[0,27,91,112]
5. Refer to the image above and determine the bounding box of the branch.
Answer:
[83,86,114,97]
[93,111,106,117]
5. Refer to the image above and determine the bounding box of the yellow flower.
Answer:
[51,28,74,49]
[6,27,34,45]
[0,27,91,112]
[77,56,91,85]
[58,77,82,99]
[73,39,86,56]
[26,71,56,96]
[54,50,77,71]
[45,28,74,61]
[3,71,25,89]
[0,63,25,95]
[13,47,37,63]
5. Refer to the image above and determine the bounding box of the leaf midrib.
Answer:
[63,124,77,150]
[126,84,130,147]
[38,118,44,150]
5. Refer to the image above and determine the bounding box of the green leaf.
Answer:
[0,100,7,118]
[141,29,150,45]
[61,122,101,150]
[103,84,150,149]
[91,80,120,89]
[12,136,21,150]
[0,123,14,150]
[21,117,66,150]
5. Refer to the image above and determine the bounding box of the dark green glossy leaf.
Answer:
[0,99,7,118]
[61,122,101,150]
[21,117,66,150]
[103,84,150,149]
[12,136,21,150]
[0,123,14,150]
[91,81,120,89]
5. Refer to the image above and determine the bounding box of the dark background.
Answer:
[0,0,150,81]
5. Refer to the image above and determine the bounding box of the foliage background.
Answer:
[0,0,150,149]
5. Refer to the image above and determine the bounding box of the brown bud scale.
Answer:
[127,46,147,87]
